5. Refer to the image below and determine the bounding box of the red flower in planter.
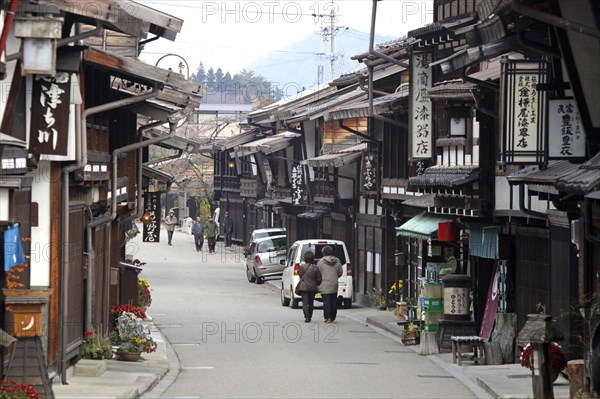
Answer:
[0,380,40,399]
[520,342,567,372]
[110,304,147,329]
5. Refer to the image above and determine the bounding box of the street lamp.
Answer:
[154,53,190,79]
[140,209,152,224]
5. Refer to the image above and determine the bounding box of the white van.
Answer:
[280,239,353,309]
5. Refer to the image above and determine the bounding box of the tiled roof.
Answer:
[506,161,580,185]
[409,165,480,188]
[556,153,600,195]
[426,80,478,100]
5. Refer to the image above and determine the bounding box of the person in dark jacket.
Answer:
[297,251,322,323]
[317,245,343,323]
[223,212,234,247]
[192,217,204,252]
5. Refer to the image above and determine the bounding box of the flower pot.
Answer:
[401,336,420,346]
[119,351,142,362]
[396,302,407,320]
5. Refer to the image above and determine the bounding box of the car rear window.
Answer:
[300,243,347,264]
[257,237,287,253]
[255,230,286,240]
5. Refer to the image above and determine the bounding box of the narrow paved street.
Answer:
[132,230,477,398]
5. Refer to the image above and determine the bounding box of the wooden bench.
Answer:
[451,336,485,366]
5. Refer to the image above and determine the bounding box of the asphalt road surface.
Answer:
[131,229,477,398]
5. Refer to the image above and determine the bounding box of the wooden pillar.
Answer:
[568,359,586,398]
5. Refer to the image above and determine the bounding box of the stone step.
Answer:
[73,359,107,377]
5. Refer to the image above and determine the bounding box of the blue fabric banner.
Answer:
[469,225,500,259]
[4,223,25,271]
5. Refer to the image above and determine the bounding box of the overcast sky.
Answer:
[138,1,434,77]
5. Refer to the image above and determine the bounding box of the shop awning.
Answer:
[297,207,329,219]
[401,194,436,209]
[36,0,183,41]
[142,165,173,184]
[324,89,408,121]
[232,131,300,157]
[143,128,199,153]
[395,212,455,240]
[301,143,367,168]
[286,88,365,124]
[209,129,261,152]
[506,160,580,186]
[0,133,27,148]
[255,198,280,207]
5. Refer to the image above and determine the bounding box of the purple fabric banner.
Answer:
[479,261,500,341]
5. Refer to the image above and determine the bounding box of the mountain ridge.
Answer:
[247,28,396,91]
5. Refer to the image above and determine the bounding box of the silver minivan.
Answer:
[280,239,353,309]
[245,235,287,284]
[244,227,286,255]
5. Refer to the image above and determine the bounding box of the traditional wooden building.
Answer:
[0,0,200,383]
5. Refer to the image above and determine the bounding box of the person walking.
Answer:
[164,210,178,246]
[223,212,234,247]
[192,216,204,252]
[297,251,321,323]
[317,245,343,323]
[204,216,218,253]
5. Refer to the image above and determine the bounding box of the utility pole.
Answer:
[329,6,336,80]
[315,1,347,80]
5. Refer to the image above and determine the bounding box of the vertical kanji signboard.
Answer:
[29,73,71,156]
[548,98,586,159]
[143,192,161,243]
[410,52,433,160]
[501,59,548,164]
[291,164,304,205]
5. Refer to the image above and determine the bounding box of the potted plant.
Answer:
[405,297,418,320]
[81,325,112,360]
[110,304,147,328]
[368,288,387,310]
[520,342,567,382]
[0,380,40,399]
[113,312,157,361]
[401,321,421,345]
[137,277,152,310]
[388,280,405,318]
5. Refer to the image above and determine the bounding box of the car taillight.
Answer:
[293,263,300,276]
[255,255,262,265]
[346,263,352,276]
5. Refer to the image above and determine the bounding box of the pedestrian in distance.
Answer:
[164,210,178,246]
[223,211,234,247]
[192,216,204,252]
[317,245,343,323]
[204,216,218,253]
[297,251,322,323]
